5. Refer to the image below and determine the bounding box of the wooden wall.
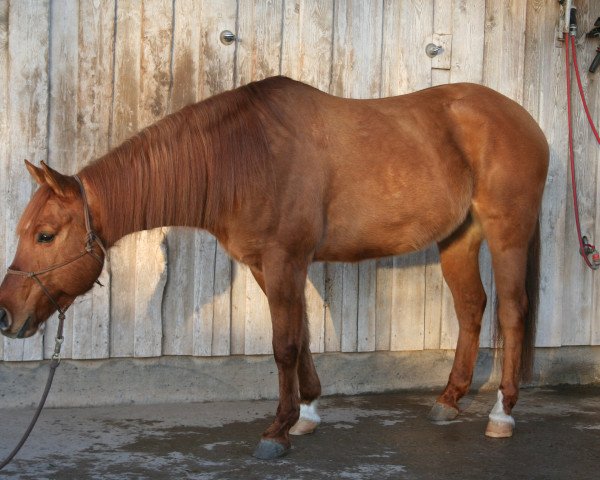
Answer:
[1,0,599,362]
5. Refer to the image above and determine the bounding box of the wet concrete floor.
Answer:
[0,386,598,479]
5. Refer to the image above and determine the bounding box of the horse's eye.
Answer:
[36,233,55,244]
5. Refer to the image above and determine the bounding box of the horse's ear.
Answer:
[24,160,47,185]
[39,161,71,197]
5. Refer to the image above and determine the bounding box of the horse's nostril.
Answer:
[0,307,10,331]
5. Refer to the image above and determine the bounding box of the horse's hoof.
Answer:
[252,439,289,460]
[485,419,514,438]
[428,401,459,422]
[290,418,319,436]
[486,390,515,438]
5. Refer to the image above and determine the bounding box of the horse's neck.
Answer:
[81,120,210,247]
[80,89,275,248]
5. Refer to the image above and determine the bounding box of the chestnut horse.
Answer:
[0,76,548,459]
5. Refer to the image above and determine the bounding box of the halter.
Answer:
[5,175,107,343]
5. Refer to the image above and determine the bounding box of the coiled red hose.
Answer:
[565,33,598,270]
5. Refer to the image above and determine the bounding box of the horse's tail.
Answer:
[493,218,540,382]
[521,219,540,381]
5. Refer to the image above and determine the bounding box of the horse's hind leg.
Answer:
[482,236,531,438]
[429,216,487,421]
[250,267,322,437]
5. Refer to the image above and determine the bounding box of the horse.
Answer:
[0,76,548,459]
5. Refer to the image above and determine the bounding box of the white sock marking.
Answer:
[488,390,515,426]
[299,400,321,424]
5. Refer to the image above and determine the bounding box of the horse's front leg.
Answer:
[250,265,322,438]
[289,329,322,435]
[252,250,309,460]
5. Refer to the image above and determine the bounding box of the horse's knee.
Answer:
[455,289,487,334]
[273,342,300,368]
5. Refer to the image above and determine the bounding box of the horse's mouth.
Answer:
[1,315,34,339]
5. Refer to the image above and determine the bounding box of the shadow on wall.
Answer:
[153,227,460,357]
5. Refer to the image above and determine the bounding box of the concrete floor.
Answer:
[0,386,598,479]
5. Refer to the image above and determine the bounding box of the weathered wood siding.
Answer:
[1,0,599,361]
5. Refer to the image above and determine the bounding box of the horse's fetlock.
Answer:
[500,385,518,412]
[301,383,321,403]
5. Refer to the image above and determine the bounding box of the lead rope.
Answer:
[0,175,104,470]
[0,312,64,471]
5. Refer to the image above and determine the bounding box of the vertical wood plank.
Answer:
[244,263,273,355]
[110,0,172,358]
[561,0,595,346]
[70,0,115,360]
[235,0,284,355]
[211,243,232,355]
[0,0,10,360]
[439,0,486,350]
[193,233,216,356]
[193,0,236,357]
[110,0,142,357]
[341,263,359,352]
[45,0,78,360]
[424,0,453,351]
[163,229,195,356]
[281,0,334,353]
[236,0,283,85]
[133,0,172,358]
[390,253,426,351]
[230,262,246,354]
[423,247,442,349]
[324,263,343,351]
[381,0,432,352]
[593,82,600,345]
[331,0,383,99]
[522,0,565,347]
[375,257,392,350]
[164,0,203,357]
[357,261,377,351]
[3,0,49,361]
[164,0,236,357]
[330,0,383,353]
[593,5,600,346]
[431,0,452,88]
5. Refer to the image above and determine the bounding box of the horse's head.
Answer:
[0,161,105,339]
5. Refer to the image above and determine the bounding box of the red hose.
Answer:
[571,37,600,144]
[565,34,596,270]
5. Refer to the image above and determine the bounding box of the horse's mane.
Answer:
[80,77,292,245]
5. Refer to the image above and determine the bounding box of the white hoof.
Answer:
[485,390,515,438]
[290,401,321,436]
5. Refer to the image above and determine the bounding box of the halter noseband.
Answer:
[6,175,107,321]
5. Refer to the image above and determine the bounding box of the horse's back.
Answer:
[229,78,549,262]
[300,82,545,261]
